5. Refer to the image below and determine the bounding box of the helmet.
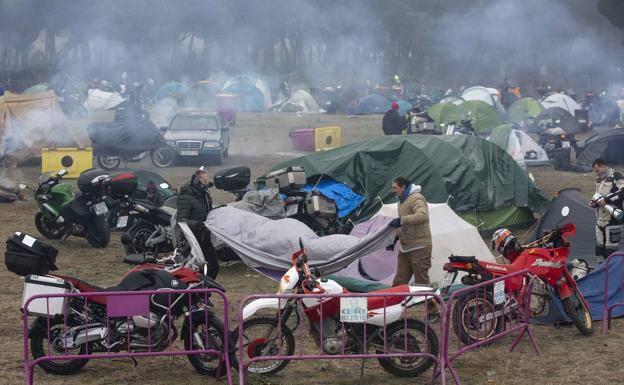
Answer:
[491,228,517,255]
[146,181,157,194]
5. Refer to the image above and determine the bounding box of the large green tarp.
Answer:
[506,97,544,123]
[428,100,502,134]
[271,135,550,225]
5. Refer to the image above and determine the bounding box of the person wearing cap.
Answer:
[382,101,405,135]
[177,167,219,279]
[145,181,163,207]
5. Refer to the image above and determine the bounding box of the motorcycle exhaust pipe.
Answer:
[62,326,107,349]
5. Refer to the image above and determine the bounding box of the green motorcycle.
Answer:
[34,169,111,248]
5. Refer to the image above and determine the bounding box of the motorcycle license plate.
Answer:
[93,202,108,216]
[561,141,571,148]
[180,150,199,156]
[117,215,128,228]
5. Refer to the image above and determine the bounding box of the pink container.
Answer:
[290,128,315,151]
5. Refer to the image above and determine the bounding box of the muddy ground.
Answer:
[0,112,622,385]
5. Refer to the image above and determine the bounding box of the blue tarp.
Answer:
[302,180,365,218]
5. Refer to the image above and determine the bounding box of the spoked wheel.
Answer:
[237,317,295,376]
[452,290,504,345]
[30,317,89,375]
[96,156,121,170]
[151,147,176,168]
[562,290,593,335]
[376,319,439,377]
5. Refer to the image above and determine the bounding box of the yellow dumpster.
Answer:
[314,126,341,152]
[41,148,93,178]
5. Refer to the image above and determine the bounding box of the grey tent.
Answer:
[575,129,624,169]
[536,107,580,134]
[528,188,597,266]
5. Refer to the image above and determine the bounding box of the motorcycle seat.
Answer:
[449,255,477,263]
[366,285,413,310]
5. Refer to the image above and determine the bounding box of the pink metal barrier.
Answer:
[439,268,540,384]
[236,291,446,385]
[602,251,624,334]
[22,288,232,385]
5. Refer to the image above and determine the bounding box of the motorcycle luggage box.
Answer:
[77,168,110,194]
[5,232,58,276]
[108,171,138,196]
[264,166,306,191]
[213,166,251,191]
[22,274,70,316]
[305,191,337,218]
[449,255,477,263]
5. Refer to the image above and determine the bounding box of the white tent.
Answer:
[488,126,550,168]
[335,203,495,287]
[461,86,505,114]
[272,89,320,113]
[541,93,581,115]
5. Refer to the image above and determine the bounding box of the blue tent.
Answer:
[346,94,390,115]
[221,74,271,112]
[154,82,189,101]
[394,99,413,117]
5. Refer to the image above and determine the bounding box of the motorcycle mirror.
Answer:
[203,263,208,276]
[561,206,570,218]
[58,169,68,177]
[160,182,170,189]
[18,183,27,190]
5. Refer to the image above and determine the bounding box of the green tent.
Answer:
[271,135,550,231]
[506,97,544,123]
[429,100,502,135]
[427,102,459,128]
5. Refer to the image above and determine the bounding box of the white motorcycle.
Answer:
[237,242,439,377]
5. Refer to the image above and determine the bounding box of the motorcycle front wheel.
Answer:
[562,290,594,336]
[151,147,175,168]
[30,317,90,375]
[237,317,295,376]
[96,156,121,170]
[35,212,64,239]
[183,311,230,376]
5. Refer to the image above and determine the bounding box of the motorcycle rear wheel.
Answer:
[376,319,439,377]
[151,147,175,168]
[562,290,593,336]
[123,223,158,255]
[85,215,110,248]
[30,317,90,375]
[96,156,121,170]
[452,289,504,346]
[35,212,64,239]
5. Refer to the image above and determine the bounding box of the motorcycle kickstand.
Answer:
[131,356,138,367]
[358,359,365,385]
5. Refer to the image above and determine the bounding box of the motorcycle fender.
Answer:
[405,285,434,307]
[182,308,224,336]
[366,304,404,327]
[557,279,574,299]
[242,298,286,320]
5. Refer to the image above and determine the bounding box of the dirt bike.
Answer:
[440,206,593,345]
[238,241,439,377]
[23,223,229,376]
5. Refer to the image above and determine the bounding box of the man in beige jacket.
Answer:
[389,176,433,286]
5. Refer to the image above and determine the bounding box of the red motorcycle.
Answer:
[441,207,593,344]
[23,223,228,376]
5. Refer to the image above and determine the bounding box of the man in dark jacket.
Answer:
[382,102,405,135]
[177,167,219,279]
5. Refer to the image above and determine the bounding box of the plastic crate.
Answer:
[290,128,315,151]
[314,126,342,152]
[41,147,93,178]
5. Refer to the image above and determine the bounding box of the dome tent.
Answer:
[222,73,271,112]
[154,82,189,101]
[536,107,580,133]
[270,135,550,231]
[575,129,624,170]
[506,97,544,123]
[541,93,581,115]
[428,100,503,135]
[488,124,550,168]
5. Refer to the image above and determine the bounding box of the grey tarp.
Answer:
[228,188,285,219]
[205,206,395,275]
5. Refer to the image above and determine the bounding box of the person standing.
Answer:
[388,176,433,286]
[589,158,624,260]
[382,102,405,135]
[177,166,219,279]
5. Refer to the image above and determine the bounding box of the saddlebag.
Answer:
[21,275,71,317]
[213,166,251,191]
[5,232,58,276]
[305,191,337,218]
[264,166,306,191]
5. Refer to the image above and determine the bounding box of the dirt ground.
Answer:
[0,112,622,385]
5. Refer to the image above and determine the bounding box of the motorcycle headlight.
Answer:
[203,141,219,148]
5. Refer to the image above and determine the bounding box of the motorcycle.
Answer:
[34,169,114,248]
[23,222,229,376]
[443,119,477,136]
[440,206,593,345]
[237,241,439,377]
[120,197,177,256]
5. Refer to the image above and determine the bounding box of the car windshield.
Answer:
[170,115,218,131]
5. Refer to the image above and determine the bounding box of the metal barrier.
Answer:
[22,288,232,385]
[602,252,624,334]
[439,269,540,385]
[237,291,446,385]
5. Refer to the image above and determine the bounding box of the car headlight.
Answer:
[203,141,219,148]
